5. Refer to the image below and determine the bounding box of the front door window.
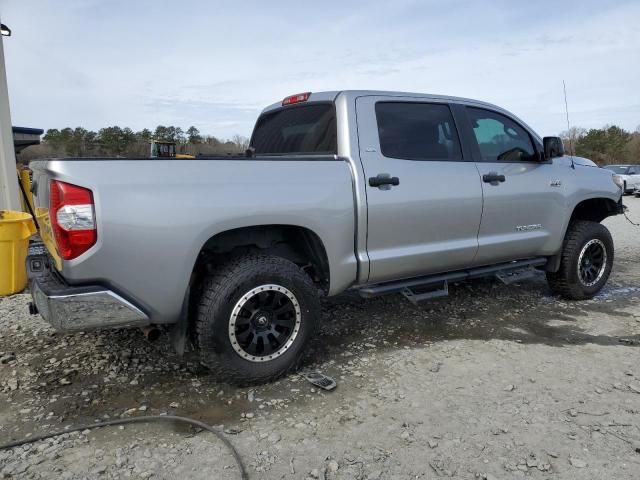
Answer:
[467,107,537,162]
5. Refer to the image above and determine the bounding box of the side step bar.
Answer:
[402,281,449,305]
[495,265,538,285]
[358,257,547,299]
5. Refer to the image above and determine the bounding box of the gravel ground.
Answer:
[1,197,639,480]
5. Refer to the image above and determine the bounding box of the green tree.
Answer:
[575,125,631,165]
[43,129,64,151]
[623,133,640,163]
[136,128,153,143]
[98,126,136,156]
[175,127,185,144]
[156,126,185,144]
[186,126,202,144]
[154,125,171,142]
[59,128,74,149]
[65,127,98,156]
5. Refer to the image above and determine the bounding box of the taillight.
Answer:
[282,92,311,106]
[49,180,97,260]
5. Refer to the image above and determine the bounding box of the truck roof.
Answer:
[261,90,539,142]
[262,90,508,114]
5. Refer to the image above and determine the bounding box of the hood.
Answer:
[570,156,598,168]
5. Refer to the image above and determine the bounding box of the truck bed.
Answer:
[29,155,359,324]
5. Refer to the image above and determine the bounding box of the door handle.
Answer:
[369,174,400,188]
[482,172,506,184]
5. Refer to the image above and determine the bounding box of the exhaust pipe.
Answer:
[140,326,161,342]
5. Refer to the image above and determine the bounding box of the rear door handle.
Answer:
[482,172,506,184]
[369,174,400,189]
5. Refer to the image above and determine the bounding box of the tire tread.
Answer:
[195,254,319,385]
[546,220,613,300]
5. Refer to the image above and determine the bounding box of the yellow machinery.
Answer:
[149,140,195,159]
[18,166,34,214]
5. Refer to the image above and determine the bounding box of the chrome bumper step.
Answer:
[27,242,149,332]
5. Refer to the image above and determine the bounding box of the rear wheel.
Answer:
[546,220,614,300]
[196,255,320,384]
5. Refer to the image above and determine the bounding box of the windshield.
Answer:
[250,103,337,155]
[607,165,630,174]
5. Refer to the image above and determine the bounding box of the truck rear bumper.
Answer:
[27,243,149,332]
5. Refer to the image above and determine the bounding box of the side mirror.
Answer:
[543,136,564,160]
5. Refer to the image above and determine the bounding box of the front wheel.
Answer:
[196,255,320,384]
[546,220,614,300]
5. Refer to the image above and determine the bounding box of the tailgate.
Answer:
[29,162,62,271]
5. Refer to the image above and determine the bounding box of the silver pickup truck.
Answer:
[27,90,624,384]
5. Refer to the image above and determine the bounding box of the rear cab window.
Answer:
[250,103,337,155]
[375,102,463,161]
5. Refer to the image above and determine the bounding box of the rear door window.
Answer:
[250,103,337,155]
[466,107,537,162]
[375,102,462,161]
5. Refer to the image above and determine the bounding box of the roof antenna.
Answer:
[563,80,575,169]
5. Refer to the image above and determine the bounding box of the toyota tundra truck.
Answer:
[26,90,625,384]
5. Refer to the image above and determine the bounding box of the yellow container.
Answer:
[0,210,37,296]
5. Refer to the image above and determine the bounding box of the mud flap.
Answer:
[170,285,191,356]
[545,254,561,273]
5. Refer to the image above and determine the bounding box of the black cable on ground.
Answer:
[0,415,248,480]
[623,209,640,227]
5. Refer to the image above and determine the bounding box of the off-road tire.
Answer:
[546,220,614,300]
[196,254,320,385]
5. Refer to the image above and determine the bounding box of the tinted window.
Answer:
[467,107,536,162]
[375,102,462,161]
[251,104,337,155]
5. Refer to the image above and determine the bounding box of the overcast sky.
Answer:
[1,0,639,139]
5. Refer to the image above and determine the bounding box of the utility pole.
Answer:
[0,17,20,211]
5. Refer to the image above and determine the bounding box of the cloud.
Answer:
[2,0,639,137]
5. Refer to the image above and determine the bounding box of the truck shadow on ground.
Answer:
[311,274,640,363]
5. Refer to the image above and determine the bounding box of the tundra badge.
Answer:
[516,224,543,232]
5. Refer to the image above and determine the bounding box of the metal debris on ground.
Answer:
[301,371,337,391]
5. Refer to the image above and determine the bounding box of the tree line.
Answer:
[17,125,249,161]
[560,125,640,165]
[17,123,640,165]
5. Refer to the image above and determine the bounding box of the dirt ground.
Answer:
[1,197,639,480]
